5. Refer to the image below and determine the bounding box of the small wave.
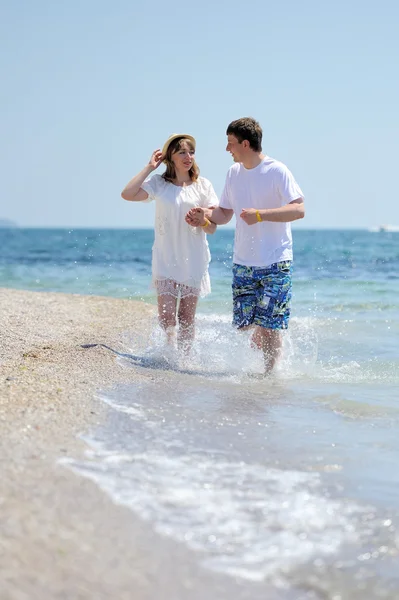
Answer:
[62,377,399,589]
[62,448,370,585]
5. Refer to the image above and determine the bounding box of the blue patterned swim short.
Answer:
[232,262,292,330]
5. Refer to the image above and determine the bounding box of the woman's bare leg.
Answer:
[177,294,199,353]
[157,294,178,346]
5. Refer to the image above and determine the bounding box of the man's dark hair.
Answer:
[226,117,263,152]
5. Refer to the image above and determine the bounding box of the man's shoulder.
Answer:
[263,156,289,177]
[261,157,289,173]
[226,163,241,177]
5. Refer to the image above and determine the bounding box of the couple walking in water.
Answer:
[121,117,305,374]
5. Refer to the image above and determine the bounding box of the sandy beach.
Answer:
[0,288,250,600]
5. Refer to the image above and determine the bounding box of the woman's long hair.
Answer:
[162,137,200,183]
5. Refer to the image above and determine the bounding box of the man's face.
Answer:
[226,134,245,162]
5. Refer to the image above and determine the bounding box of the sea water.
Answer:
[2,228,399,598]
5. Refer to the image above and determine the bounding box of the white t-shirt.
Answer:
[220,157,304,267]
[141,174,219,297]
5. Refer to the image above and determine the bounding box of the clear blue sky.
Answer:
[1,0,398,229]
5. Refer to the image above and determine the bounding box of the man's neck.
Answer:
[242,152,265,170]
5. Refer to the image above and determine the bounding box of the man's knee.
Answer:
[262,327,281,337]
[256,326,282,348]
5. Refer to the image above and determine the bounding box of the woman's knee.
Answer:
[158,296,177,329]
[178,298,198,326]
[159,314,176,329]
[178,311,196,329]
[158,305,176,329]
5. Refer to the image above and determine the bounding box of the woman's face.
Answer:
[171,141,195,172]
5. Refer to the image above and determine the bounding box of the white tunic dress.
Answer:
[141,174,219,298]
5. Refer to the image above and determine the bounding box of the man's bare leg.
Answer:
[250,327,263,350]
[255,326,283,374]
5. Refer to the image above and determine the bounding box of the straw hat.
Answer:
[162,133,196,161]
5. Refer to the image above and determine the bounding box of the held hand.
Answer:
[185,207,206,227]
[240,208,260,225]
[148,149,163,170]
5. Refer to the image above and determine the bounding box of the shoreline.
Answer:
[0,288,248,600]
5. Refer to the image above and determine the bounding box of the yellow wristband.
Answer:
[256,210,262,223]
[201,218,210,228]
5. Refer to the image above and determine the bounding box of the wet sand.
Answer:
[0,288,259,600]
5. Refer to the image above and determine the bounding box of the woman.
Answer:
[121,134,218,351]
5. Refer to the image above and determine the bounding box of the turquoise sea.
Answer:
[2,227,399,599]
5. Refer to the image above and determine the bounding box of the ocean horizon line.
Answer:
[0,225,386,232]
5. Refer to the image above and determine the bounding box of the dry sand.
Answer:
[0,288,253,600]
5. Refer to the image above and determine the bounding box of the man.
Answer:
[186,117,305,373]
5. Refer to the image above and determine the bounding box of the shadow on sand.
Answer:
[80,343,237,379]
